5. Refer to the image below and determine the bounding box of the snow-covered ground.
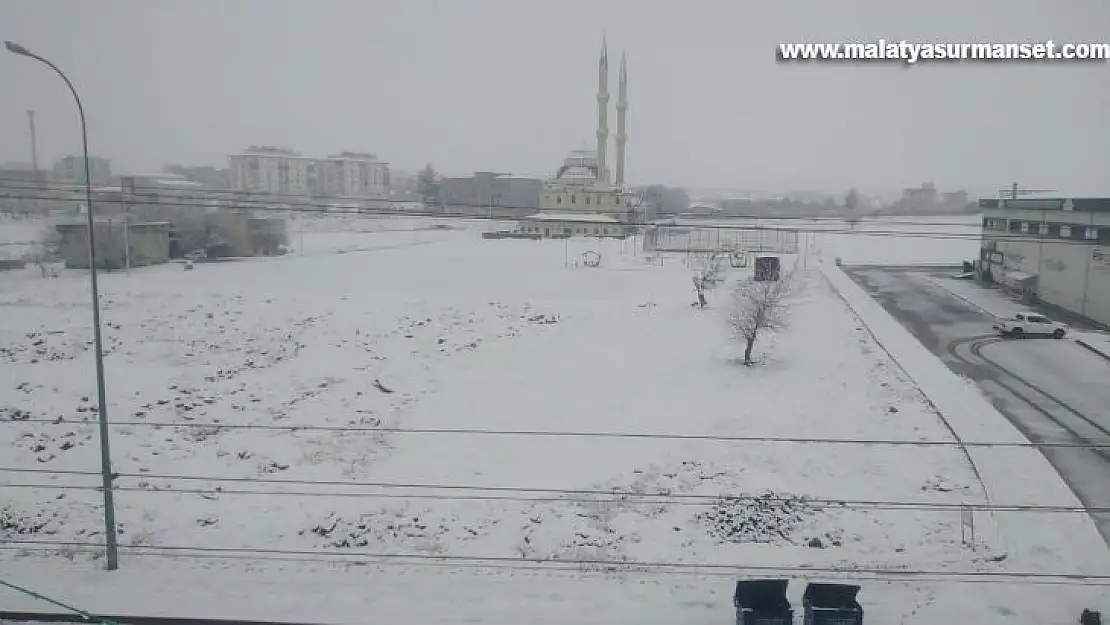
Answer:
[1,216,1107,623]
[696,214,982,266]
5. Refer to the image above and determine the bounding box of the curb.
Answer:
[919,276,999,319]
[1075,339,1110,363]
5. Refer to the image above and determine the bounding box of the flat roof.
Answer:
[980,197,1110,212]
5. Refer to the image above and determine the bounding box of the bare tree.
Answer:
[691,251,725,308]
[25,226,62,277]
[728,273,792,365]
[843,188,861,229]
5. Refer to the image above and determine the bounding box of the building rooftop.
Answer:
[980,197,1110,212]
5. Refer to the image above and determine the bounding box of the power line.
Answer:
[8,418,1109,449]
[5,540,1110,586]
[0,177,988,225]
[0,190,1020,243]
[5,186,1094,246]
[0,180,988,228]
[1,469,1102,514]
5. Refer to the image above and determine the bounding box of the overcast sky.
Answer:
[2,0,1108,195]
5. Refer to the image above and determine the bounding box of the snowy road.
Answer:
[845,266,1110,544]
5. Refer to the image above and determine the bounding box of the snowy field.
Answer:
[0,215,1107,623]
[688,214,983,266]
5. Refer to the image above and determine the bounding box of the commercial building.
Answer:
[52,155,112,186]
[228,147,390,200]
[978,197,1110,325]
[440,172,542,218]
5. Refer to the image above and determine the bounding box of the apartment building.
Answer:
[229,147,390,199]
[978,197,1110,325]
[52,155,112,186]
[315,152,390,199]
[228,147,314,196]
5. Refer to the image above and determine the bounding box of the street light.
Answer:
[6,40,119,570]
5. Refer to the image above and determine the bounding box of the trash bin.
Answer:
[803,583,863,625]
[733,579,792,625]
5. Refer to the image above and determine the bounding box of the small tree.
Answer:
[843,188,860,229]
[728,273,792,365]
[691,251,725,308]
[417,164,440,207]
[26,227,62,277]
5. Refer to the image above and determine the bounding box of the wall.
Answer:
[539,185,632,216]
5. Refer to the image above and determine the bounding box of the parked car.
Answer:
[993,311,1067,339]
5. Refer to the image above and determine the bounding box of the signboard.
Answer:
[1093,247,1110,270]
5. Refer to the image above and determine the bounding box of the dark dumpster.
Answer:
[733,579,792,625]
[754,256,780,281]
[803,583,863,625]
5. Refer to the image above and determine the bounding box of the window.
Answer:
[1038,223,1049,236]
[1009,220,1022,233]
[556,196,562,205]
[1028,315,1048,323]
[1085,227,1098,241]
[1046,224,1061,238]
[1099,228,1110,244]
[1070,225,1085,240]
[571,195,576,204]
[585,196,591,205]
[1020,222,1030,233]
[1060,225,1072,238]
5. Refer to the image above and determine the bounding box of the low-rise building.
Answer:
[978,197,1110,324]
[55,220,171,270]
[440,172,542,218]
[52,155,112,186]
[516,212,632,238]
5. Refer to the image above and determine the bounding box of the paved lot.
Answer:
[845,266,1110,543]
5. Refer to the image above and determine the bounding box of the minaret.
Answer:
[595,36,610,186]
[615,51,628,187]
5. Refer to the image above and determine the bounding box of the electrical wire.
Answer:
[0,469,1101,514]
[7,418,1110,449]
[4,540,1110,586]
[3,187,1095,246]
[0,177,991,227]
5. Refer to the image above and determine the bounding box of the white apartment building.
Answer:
[315,152,390,199]
[228,147,389,199]
[228,147,314,196]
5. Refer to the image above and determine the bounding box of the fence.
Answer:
[647,225,799,255]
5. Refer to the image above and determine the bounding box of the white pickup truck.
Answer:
[993,311,1067,339]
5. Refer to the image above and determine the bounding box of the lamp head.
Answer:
[4,41,32,57]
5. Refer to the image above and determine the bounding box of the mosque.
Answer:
[517,37,638,238]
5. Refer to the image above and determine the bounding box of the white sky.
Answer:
[2,0,1109,195]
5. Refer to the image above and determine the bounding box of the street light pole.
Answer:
[6,41,119,571]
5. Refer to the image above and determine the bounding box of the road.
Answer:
[844,266,1110,543]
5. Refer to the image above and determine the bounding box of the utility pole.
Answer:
[27,110,40,182]
[121,177,133,272]
[27,110,40,213]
